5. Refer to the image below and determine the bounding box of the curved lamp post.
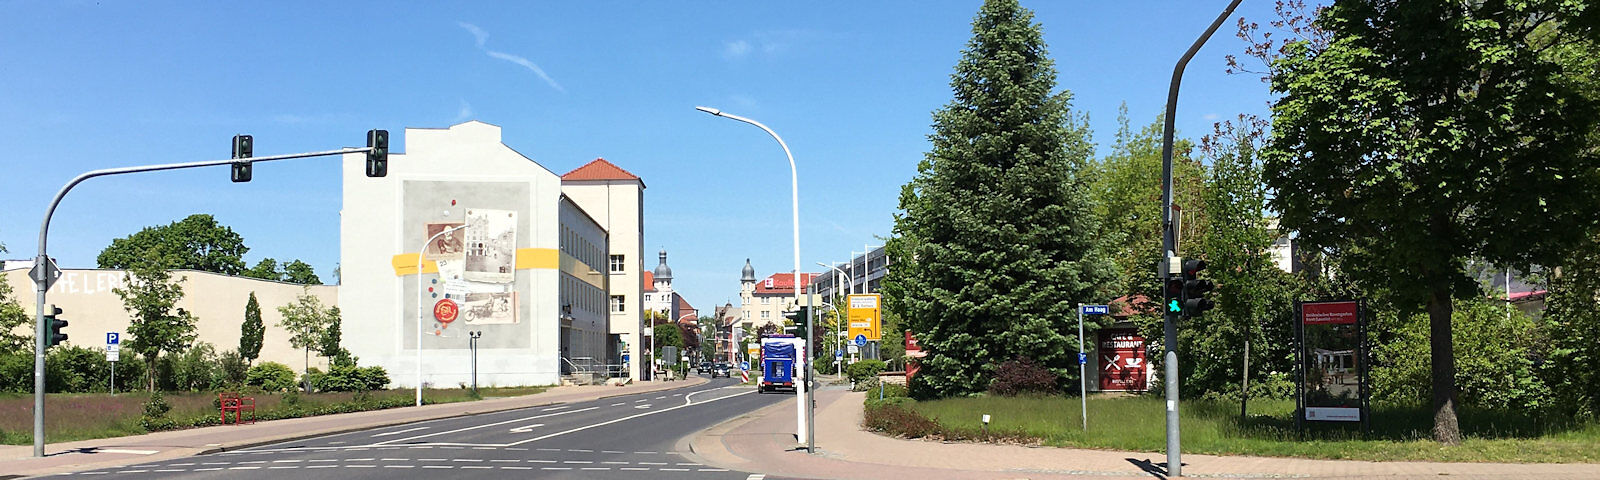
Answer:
[417,225,467,407]
[695,106,813,453]
[818,261,853,369]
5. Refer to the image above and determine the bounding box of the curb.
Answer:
[679,391,798,468]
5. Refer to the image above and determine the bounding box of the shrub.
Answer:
[216,349,249,388]
[45,345,106,393]
[141,391,174,430]
[169,342,220,392]
[246,361,297,392]
[846,359,888,384]
[987,356,1058,397]
[863,403,940,438]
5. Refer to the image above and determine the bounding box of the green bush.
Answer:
[140,390,172,431]
[246,361,297,392]
[309,357,390,392]
[987,356,1059,397]
[1372,297,1549,411]
[846,359,887,384]
[45,345,107,393]
[863,402,940,438]
[169,342,220,392]
[216,349,249,388]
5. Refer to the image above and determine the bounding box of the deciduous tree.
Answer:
[97,214,248,275]
[114,259,198,391]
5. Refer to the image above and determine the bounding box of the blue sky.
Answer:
[0,1,1278,310]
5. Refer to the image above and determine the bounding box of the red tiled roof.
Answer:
[562,158,641,182]
[1111,294,1156,318]
[642,271,656,292]
[754,272,820,295]
[676,295,697,320]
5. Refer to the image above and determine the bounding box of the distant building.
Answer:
[561,158,647,381]
[812,246,889,299]
[737,259,820,334]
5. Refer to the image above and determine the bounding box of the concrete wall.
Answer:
[2,267,334,371]
[340,121,585,388]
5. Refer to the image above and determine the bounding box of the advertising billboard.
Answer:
[1297,300,1368,428]
[847,294,882,341]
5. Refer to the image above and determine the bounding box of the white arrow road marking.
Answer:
[508,423,544,433]
[371,427,429,437]
[504,389,756,446]
[373,406,598,445]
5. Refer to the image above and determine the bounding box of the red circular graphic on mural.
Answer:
[433,299,459,324]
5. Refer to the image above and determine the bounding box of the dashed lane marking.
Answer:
[371,426,429,437]
[541,405,570,411]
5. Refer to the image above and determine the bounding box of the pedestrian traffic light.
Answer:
[1180,259,1215,318]
[366,129,388,177]
[785,307,810,334]
[230,134,253,183]
[45,304,67,347]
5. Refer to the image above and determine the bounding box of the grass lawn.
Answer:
[0,386,549,446]
[892,395,1600,463]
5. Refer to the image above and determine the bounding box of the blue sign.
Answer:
[1081,304,1109,315]
[106,332,120,345]
[853,335,867,347]
[622,354,629,363]
[740,361,750,370]
[1078,352,1088,364]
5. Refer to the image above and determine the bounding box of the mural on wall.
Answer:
[424,222,466,261]
[464,208,517,284]
[463,292,517,324]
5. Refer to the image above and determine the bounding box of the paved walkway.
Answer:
[686,388,1600,479]
[0,377,705,478]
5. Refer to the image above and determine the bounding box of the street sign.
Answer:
[847,294,882,341]
[853,334,867,347]
[835,350,843,359]
[29,258,62,291]
[1078,352,1088,364]
[1081,304,1109,315]
[106,332,120,345]
[105,345,119,362]
[740,361,750,370]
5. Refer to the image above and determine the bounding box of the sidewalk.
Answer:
[1,377,704,478]
[687,388,1600,480]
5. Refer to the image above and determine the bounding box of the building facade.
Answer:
[339,121,612,388]
[559,158,646,381]
[812,245,889,300]
[737,259,820,335]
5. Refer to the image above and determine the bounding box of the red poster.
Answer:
[1098,329,1147,391]
[1302,301,1359,325]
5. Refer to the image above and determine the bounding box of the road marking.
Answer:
[452,458,484,462]
[662,467,690,471]
[240,460,266,464]
[541,405,570,412]
[347,464,376,468]
[203,462,230,465]
[169,463,194,466]
[384,465,414,468]
[702,468,730,471]
[98,449,158,455]
[635,404,652,409]
[329,441,346,444]
[422,465,451,469]
[502,466,532,470]
[639,462,668,465]
[372,426,429,437]
[268,466,298,469]
[635,451,657,454]
[654,395,666,399]
[581,467,611,470]
[472,446,496,450]
[462,466,491,469]
[634,399,647,402]
[306,465,336,469]
[228,466,261,470]
[611,402,625,406]
[537,448,562,452]
[563,460,593,464]
[380,457,407,461]
[747,475,767,480]
[602,450,625,453]
[490,459,519,463]
[505,389,757,446]
[194,468,221,472]
[154,469,184,473]
[273,459,304,463]
[570,448,594,452]
[309,459,338,462]
[542,467,572,470]
[347,457,375,461]
[528,460,557,463]
[621,467,649,471]
[420,458,446,461]
[115,470,147,474]
[678,462,703,465]
[508,423,545,433]
[372,406,597,445]
[602,461,629,464]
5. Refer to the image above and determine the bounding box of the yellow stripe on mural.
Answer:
[391,248,559,276]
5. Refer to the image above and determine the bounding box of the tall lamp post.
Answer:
[695,106,813,453]
[418,225,467,407]
[818,262,853,370]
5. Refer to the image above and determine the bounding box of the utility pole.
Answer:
[1159,1,1241,476]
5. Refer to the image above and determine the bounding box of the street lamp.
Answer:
[818,262,853,369]
[696,105,814,453]
[417,224,467,407]
[469,331,483,395]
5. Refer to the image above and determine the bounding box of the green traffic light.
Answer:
[1169,299,1181,312]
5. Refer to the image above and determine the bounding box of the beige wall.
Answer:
[2,267,334,371]
[561,178,645,380]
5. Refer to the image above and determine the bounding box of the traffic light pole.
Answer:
[30,146,373,457]
[1159,0,1240,475]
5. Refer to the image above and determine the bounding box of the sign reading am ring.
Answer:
[434,298,460,324]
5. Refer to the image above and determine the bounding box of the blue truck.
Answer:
[759,336,801,394]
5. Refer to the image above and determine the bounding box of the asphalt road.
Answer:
[45,376,797,480]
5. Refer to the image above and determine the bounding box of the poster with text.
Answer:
[463,208,517,283]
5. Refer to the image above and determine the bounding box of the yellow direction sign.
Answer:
[847,294,882,341]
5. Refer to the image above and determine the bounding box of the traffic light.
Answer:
[230,134,253,183]
[45,304,67,347]
[1180,259,1216,318]
[784,307,810,334]
[366,129,388,177]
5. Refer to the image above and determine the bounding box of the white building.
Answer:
[737,259,819,334]
[339,121,615,387]
[560,159,646,381]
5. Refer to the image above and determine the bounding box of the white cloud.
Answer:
[457,21,563,93]
[1202,113,1220,121]
[723,40,752,59]
[455,99,473,122]
[458,22,488,48]
[486,50,566,93]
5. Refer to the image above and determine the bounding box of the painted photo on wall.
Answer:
[463,208,517,283]
[424,222,466,261]
[462,292,517,325]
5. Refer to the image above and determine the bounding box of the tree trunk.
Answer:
[1428,288,1461,444]
[147,356,156,392]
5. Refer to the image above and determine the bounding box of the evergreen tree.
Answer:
[240,292,264,366]
[885,0,1115,398]
[318,306,343,359]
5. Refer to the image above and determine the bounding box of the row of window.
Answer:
[561,273,603,316]
[609,254,626,273]
[560,225,604,273]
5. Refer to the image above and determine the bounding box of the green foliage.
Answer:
[1261,1,1600,442]
[885,0,1116,398]
[168,342,219,392]
[114,260,198,392]
[318,306,344,358]
[308,355,390,392]
[216,349,248,387]
[245,258,321,285]
[846,359,887,384]
[1372,297,1550,411]
[653,323,684,350]
[0,264,30,356]
[240,292,263,365]
[1542,238,1600,419]
[139,391,174,430]
[97,214,249,276]
[246,361,297,392]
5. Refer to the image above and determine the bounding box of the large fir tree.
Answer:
[885,0,1115,398]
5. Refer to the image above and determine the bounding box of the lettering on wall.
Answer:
[46,272,128,297]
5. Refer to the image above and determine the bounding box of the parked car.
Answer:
[697,361,713,375]
[712,362,732,378]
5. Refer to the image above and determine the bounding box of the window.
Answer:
[610,254,625,272]
[644,294,652,302]
[611,295,625,313]
[761,311,770,319]
[761,297,771,305]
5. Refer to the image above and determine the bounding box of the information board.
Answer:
[847,294,882,341]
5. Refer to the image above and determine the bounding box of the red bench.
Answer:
[219,392,256,425]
